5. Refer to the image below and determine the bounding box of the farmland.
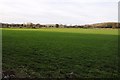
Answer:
[2,28,119,78]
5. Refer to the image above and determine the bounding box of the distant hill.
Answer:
[85,22,119,28]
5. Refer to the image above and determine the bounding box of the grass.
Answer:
[2,28,119,78]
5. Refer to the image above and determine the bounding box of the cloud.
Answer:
[0,0,118,24]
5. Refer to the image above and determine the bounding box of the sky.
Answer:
[0,0,119,25]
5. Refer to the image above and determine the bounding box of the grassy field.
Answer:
[2,28,119,78]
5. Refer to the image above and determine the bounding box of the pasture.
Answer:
[2,28,119,78]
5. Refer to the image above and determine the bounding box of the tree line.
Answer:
[0,22,119,28]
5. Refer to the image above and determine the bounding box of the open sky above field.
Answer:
[0,0,119,25]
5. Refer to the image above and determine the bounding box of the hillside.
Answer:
[86,22,119,28]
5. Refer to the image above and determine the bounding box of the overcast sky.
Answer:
[0,0,119,25]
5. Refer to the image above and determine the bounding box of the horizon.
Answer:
[1,21,118,27]
[0,0,119,25]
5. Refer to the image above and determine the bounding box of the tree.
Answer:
[55,24,59,28]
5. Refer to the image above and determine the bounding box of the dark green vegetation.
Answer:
[2,28,119,78]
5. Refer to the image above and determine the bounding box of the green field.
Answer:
[2,28,119,78]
